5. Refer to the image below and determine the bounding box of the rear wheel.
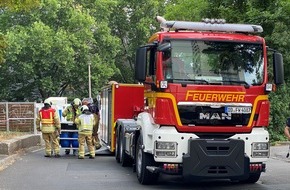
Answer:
[136,135,159,185]
[115,129,120,163]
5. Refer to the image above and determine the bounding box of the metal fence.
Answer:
[0,102,37,134]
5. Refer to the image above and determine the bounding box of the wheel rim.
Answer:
[137,146,142,176]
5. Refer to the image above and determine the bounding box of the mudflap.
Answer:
[183,139,249,182]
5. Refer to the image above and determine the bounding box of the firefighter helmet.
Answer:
[80,105,89,112]
[73,98,81,106]
[44,99,52,106]
[82,98,91,105]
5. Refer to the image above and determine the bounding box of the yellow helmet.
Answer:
[73,98,81,106]
[80,105,89,112]
[44,99,52,106]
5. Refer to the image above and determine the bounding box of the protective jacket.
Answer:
[36,107,60,133]
[62,105,81,122]
[75,112,96,135]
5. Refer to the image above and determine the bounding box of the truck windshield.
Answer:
[162,40,264,86]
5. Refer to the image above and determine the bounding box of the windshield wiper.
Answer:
[222,80,250,88]
[173,78,210,85]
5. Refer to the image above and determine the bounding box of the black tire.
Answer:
[241,172,261,183]
[136,135,159,185]
[115,129,120,163]
[120,129,132,167]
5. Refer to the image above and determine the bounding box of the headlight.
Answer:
[156,142,176,150]
[252,142,269,158]
[253,142,268,150]
[155,141,177,158]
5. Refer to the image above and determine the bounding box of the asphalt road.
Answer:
[0,145,289,190]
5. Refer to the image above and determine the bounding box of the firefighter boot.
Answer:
[65,149,70,155]
[94,136,102,150]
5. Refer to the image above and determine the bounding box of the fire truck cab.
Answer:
[99,17,284,185]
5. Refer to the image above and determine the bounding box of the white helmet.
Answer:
[82,98,94,106]
[44,99,52,106]
[80,105,89,112]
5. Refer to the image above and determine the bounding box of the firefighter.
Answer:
[284,117,290,140]
[36,99,61,157]
[62,98,82,155]
[82,98,101,150]
[75,105,96,159]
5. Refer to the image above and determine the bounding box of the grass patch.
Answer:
[0,131,30,141]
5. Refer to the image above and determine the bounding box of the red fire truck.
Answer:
[99,17,284,184]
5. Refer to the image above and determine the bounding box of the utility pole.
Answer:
[88,62,92,99]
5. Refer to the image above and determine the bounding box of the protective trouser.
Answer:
[92,117,101,149]
[42,132,60,156]
[78,133,95,158]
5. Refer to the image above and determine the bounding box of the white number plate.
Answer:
[225,107,251,114]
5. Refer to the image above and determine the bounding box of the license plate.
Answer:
[225,106,251,114]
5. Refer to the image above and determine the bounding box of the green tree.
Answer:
[0,0,39,66]
[0,0,119,101]
[269,85,290,142]
[0,0,40,11]
[0,33,7,64]
[165,0,208,21]
[108,0,167,83]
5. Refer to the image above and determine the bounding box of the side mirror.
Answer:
[157,42,171,52]
[273,52,284,85]
[135,47,147,82]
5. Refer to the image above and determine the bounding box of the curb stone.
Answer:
[0,134,42,172]
[0,134,41,155]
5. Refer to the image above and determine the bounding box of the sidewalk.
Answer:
[0,134,42,171]
[270,143,290,162]
[0,152,25,171]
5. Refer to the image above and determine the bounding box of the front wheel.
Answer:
[136,135,159,185]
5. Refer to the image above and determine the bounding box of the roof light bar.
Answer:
[156,16,263,33]
[202,18,226,24]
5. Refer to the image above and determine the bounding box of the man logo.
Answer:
[199,113,232,120]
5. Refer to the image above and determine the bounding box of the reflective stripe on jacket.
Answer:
[62,105,81,122]
[75,113,95,135]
